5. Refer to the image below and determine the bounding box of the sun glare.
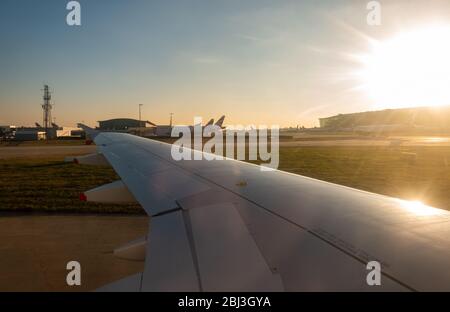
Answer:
[357,25,450,109]
[399,200,443,217]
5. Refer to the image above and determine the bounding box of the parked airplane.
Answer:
[34,122,60,129]
[186,115,225,131]
[74,123,450,291]
[155,115,225,137]
[214,115,226,128]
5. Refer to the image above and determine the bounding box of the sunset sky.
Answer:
[1,0,450,127]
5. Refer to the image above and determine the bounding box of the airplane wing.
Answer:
[87,132,450,291]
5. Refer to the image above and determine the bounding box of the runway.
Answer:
[0,214,147,291]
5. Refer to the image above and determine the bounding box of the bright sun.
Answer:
[357,25,450,109]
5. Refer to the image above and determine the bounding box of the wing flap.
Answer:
[186,202,283,291]
[141,211,200,291]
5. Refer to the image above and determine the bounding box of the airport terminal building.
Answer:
[319,106,450,131]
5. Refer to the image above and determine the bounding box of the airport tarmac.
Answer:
[277,136,450,147]
[2,136,450,159]
[0,145,96,159]
[231,136,450,147]
[0,214,148,291]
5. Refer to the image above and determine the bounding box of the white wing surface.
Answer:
[89,131,450,291]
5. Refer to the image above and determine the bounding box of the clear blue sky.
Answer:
[1,0,449,127]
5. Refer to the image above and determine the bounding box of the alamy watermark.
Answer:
[366,261,381,286]
[66,1,81,26]
[66,260,81,286]
[65,2,383,29]
[170,117,280,171]
[367,1,382,26]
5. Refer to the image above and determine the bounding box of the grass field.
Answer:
[277,146,450,210]
[0,157,143,214]
[1,145,450,212]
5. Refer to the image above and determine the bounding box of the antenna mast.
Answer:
[42,85,53,139]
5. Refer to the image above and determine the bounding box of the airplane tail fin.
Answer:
[215,115,225,128]
[205,118,214,127]
[77,123,100,140]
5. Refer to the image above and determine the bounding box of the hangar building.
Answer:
[98,118,155,131]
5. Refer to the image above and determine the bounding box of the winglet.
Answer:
[77,123,100,140]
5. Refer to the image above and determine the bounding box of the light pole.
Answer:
[139,104,143,136]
